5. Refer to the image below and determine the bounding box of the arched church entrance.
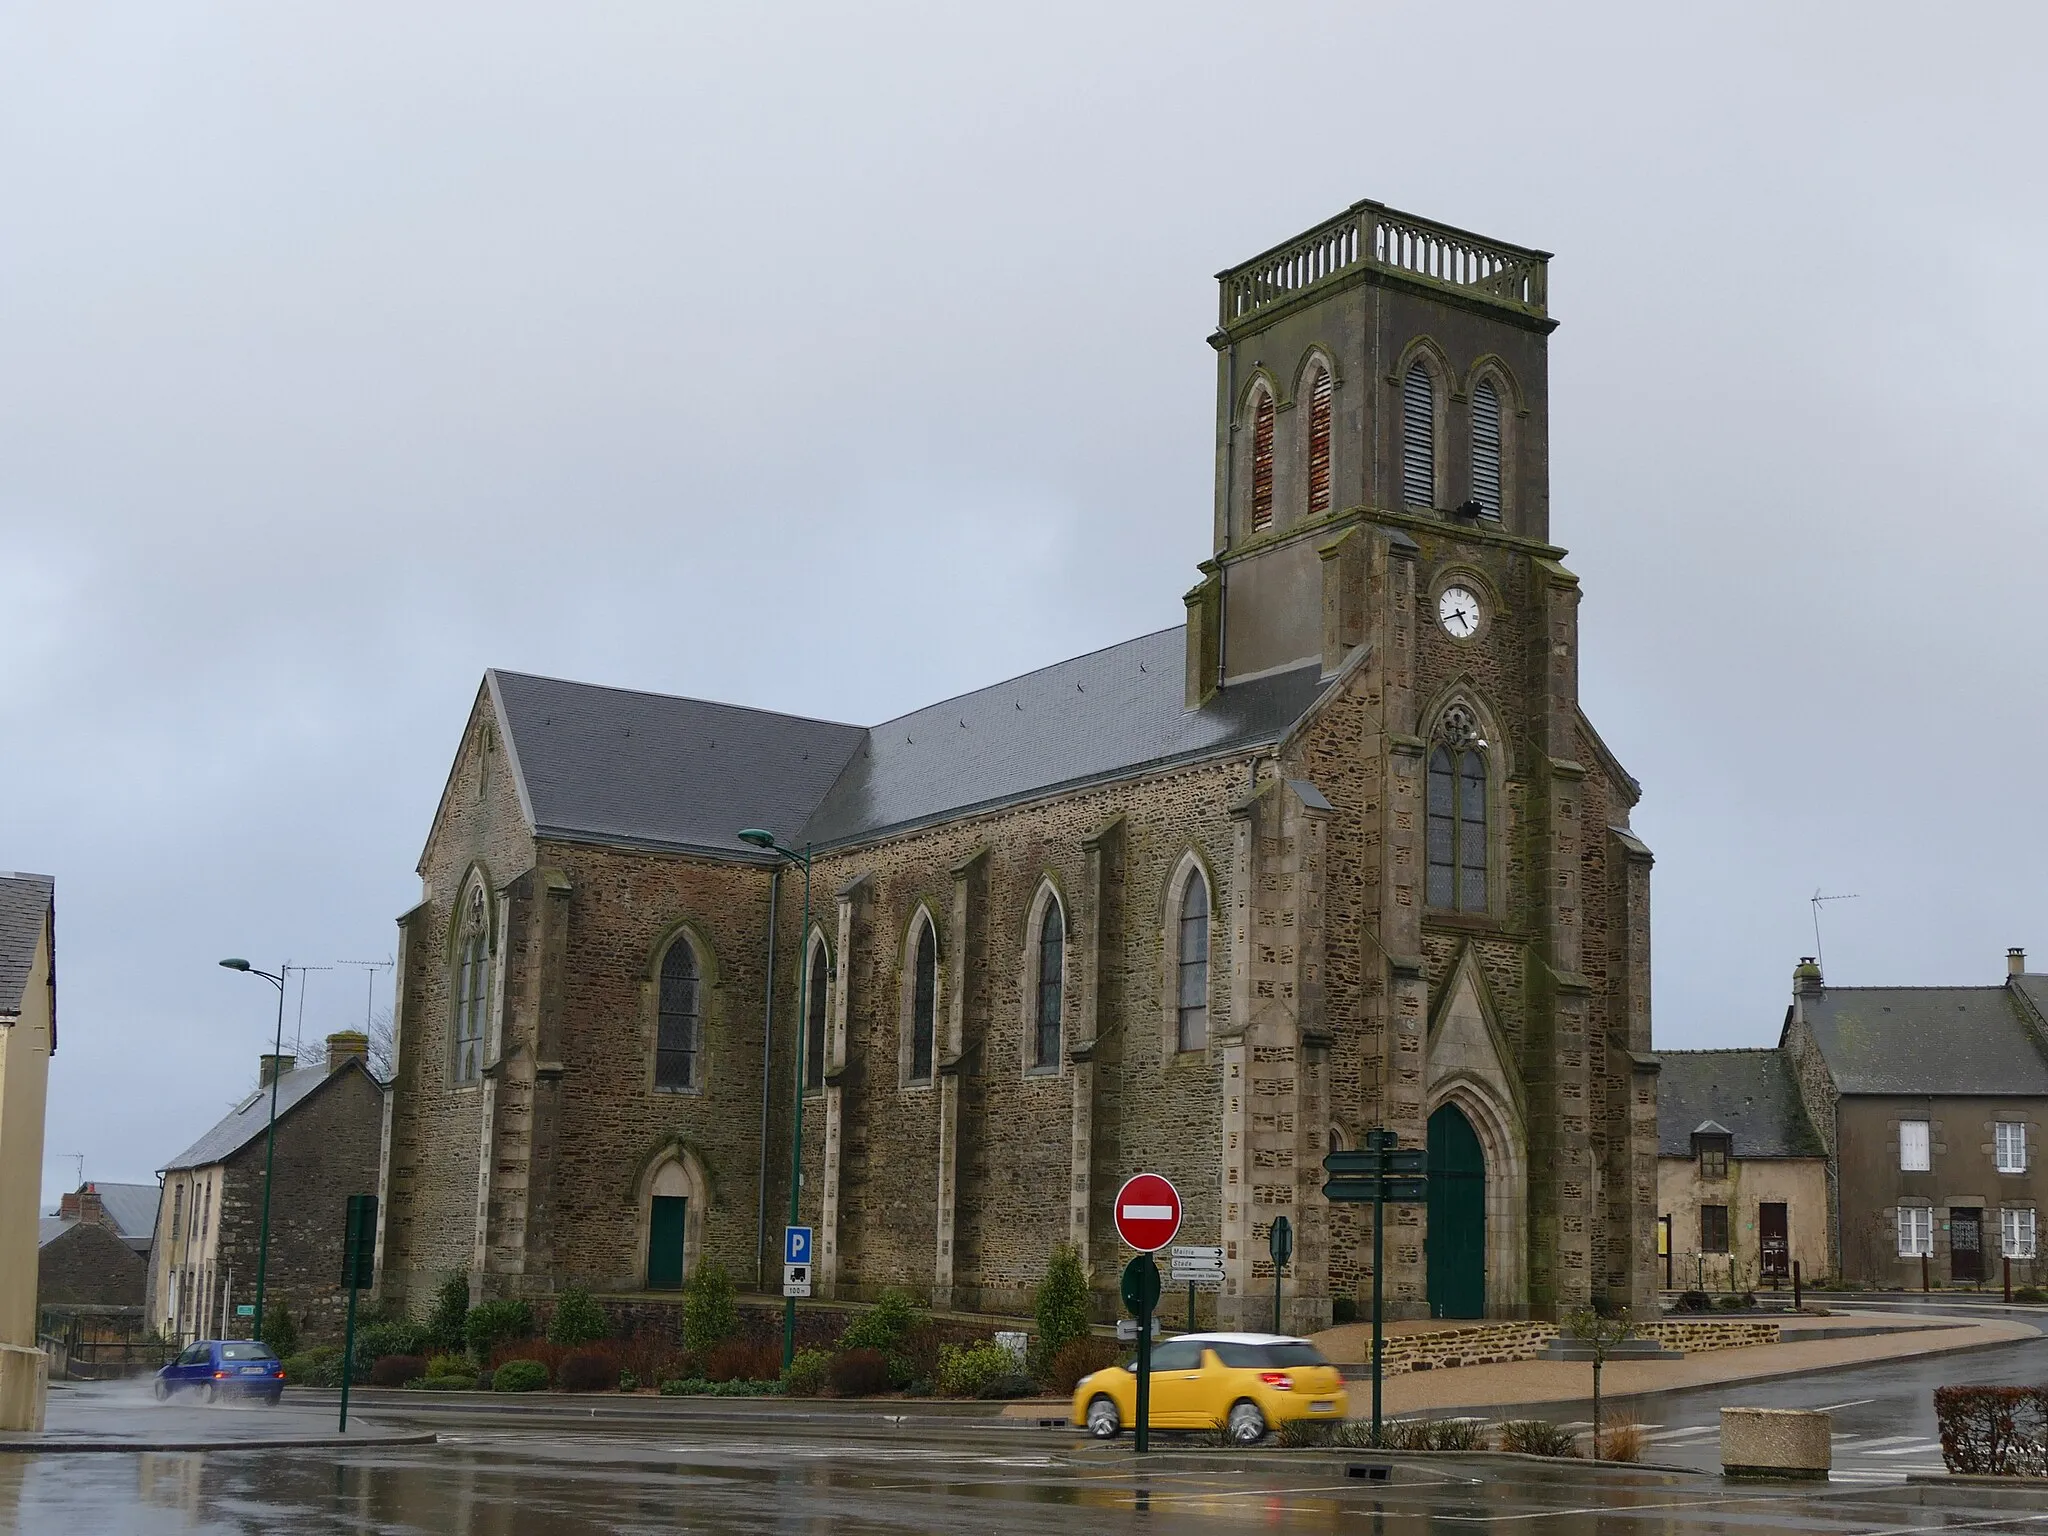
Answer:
[1426,1104,1487,1318]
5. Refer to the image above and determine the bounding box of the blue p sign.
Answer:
[785,1226,813,1266]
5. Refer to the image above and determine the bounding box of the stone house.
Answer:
[1655,1050,1828,1294]
[1782,952,2048,1290]
[377,196,1659,1330]
[37,1182,159,1307]
[146,1032,384,1343]
[1,871,56,1431]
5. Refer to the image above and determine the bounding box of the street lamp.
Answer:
[219,958,287,1344]
[738,828,811,1372]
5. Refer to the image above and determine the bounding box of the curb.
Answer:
[0,1430,438,1455]
[309,1388,1036,1423]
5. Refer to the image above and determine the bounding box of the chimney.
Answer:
[75,1187,106,1227]
[1792,956,1823,1024]
[2010,947,2028,977]
[58,1191,80,1220]
[326,1030,369,1074]
[259,1053,297,1088]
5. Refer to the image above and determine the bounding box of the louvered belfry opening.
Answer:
[1401,362,1435,508]
[1471,377,1503,519]
[1305,366,1333,516]
[1249,389,1276,531]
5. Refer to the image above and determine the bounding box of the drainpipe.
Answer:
[754,866,781,1292]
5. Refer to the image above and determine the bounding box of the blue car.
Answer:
[153,1339,285,1405]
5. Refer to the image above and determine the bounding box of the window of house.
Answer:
[1471,377,1503,518]
[1305,365,1334,516]
[453,887,489,1085]
[1249,388,1276,532]
[1699,1204,1729,1253]
[171,1184,184,1243]
[804,942,828,1092]
[1034,898,1063,1071]
[1400,362,1435,508]
[1996,1121,2028,1174]
[2002,1207,2039,1260]
[909,919,936,1083]
[1897,1205,1934,1257]
[655,937,701,1091]
[1899,1120,1931,1172]
[199,1181,211,1239]
[1426,708,1487,912]
[1176,872,1210,1052]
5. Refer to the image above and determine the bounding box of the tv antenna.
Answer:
[69,1153,85,1189]
[287,963,333,1057]
[339,958,395,1030]
[1810,890,1860,975]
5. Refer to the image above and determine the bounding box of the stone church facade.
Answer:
[375,197,1659,1329]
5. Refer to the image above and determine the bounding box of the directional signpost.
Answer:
[1115,1173,1181,1454]
[1323,1129,1427,1440]
[1170,1244,1223,1331]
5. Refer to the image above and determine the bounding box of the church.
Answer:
[374,196,1659,1329]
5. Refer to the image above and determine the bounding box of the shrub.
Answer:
[658,1376,783,1397]
[783,1349,832,1398]
[353,1319,430,1380]
[618,1370,640,1392]
[281,1345,343,1389]
[1673,1291,1713,1313]
[681,1263,738,1355]
[1278,1418,1338,1448]
[557,1350,616,1393]
[258,1302,299,1362]
[492,1359,550,1393]
[893,1320,945,1391]
[1331,1297,1359,1325]
[1596,1420,1646,1463]
[426,1272,471,1352]
[976,1371,1034,1400]
[827,1348,892,1397]
[1033,1247,1090,1373]
[934,1341,1017,1399]
[1715,1292,1758,1312]
[426,1353,472,1380]
[465,1299,536,1360]
[548,1287,611,1347]
[838,1289,918,1357]
[369,1354,427,1388]
[412,1374,479,1391]
[1392,1418,1484,1451]
[1044,1336,1121,1395]
[1499,1419,1579,1458]
[2014,1286,2048,1305]
[1934,1385,2048,1476]
[704,1339,782,1384]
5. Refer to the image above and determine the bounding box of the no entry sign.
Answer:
[1114,1172,1183,1252]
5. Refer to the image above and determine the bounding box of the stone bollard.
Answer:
[1720,1407,1832,1480]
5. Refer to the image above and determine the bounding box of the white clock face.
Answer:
[1438,585,1482,638]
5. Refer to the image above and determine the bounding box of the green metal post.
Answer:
[1371,1180,1385,1442]
[338,1279,359,1432]
[783,846,812,1372]
[1187,1280,1195,1334]
[1135,1278,1153,1453]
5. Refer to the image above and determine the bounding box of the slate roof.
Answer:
[488,627,1330,857]
[88,1182,161,1248]
[0,871,54,1022]
[1794,984,2048,1097]
[161,1062,378,1172]
[1656,1050,1825,1159]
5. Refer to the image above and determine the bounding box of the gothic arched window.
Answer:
[1249,387,1276,532]
[656,936,702,1090]
[1426,707,1488,911]
[1305,364,1334,516]
[1401,361,1436,509]
[909,917,937,1083]
[804,938,828,1091]
[1471,376,1503,519]
[1176,870,1210,1052]
[453,886,489,1085]
[1034,897,1064,1071]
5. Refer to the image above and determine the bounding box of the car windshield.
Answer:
[219,1343,277,1361]
[1212,1341,1329,1369]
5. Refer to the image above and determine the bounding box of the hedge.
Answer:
[1935,1386,2048,1476]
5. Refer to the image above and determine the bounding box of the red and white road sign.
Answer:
[1114,1172,1183,1253]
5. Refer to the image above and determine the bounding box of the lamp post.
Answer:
[738,829,811,1372]
[219,958,288,1342]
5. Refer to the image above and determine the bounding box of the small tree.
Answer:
[258,1301,298,1361]
[548,1287,611,1347]
[1563,1306,1635,1460]
[426,1272,471,1352]
[681,1261,737,1355]
[1033,1245,1090,1378]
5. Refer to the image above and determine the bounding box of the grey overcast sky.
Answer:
[7,3,2045,1206]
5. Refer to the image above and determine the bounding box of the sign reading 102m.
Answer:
[1114,1173,1182,1253]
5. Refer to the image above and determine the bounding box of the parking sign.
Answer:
[784,1226,813,1266]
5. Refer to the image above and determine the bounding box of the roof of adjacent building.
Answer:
[161,1061,379,1173]
[1793,982,2048,1097]
[0,870,54,1022]
[1656,1049,1826,1159]
[487,626,1329,857]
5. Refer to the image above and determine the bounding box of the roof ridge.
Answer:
[1815,983,2010,993]
[487,668,863,732]
[862,625,1188,732]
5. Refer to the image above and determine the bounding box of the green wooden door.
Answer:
[1426,1105,1487,1318]
[647,1196,687,1290]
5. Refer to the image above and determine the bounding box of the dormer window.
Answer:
[1692,1123,1732,1181]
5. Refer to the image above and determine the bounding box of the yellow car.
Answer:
[1071,1332,1349,1444]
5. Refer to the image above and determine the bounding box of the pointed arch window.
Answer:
[1471,377,1503,519]
[656,937,702,1090]
[1426,707,1488,912]
[1249,387,1276,532]
[804,940,828,1091]
[1401,362,1436,509]
[453,886,489,1085]
[1034,898,1064,1070]
[1176,871,1210,1052]
[909,919,937,1083]
[1305,365,1334,516]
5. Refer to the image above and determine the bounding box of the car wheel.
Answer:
[1226,1400,1267,1445]
[151,1379,170,1402]
[200,1383,218,1406]
[264,1392,282,1408]
[1085,1395,1122,1439]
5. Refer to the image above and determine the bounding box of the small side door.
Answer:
[1137,1339,1208,1428]
[1951,1208,1984,1283]
[1758,1203,1789,1279]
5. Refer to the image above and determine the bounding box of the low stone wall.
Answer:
[1640,1319,1779,1353]
[1371,1318,1779,1375]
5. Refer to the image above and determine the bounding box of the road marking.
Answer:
[1808,1397,1876,1412]
[1842,1434,1929,1449]
[1644,1425,1717,1442]
[1863,1441,1942,1457]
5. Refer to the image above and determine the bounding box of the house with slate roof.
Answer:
[37,1181,160,1307]
[1655,1050,1828,1294]
[0,870,57,1430]
[378,197,1661,1328]
[1782,952,2048,1290]
[146,1032,383,1344]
